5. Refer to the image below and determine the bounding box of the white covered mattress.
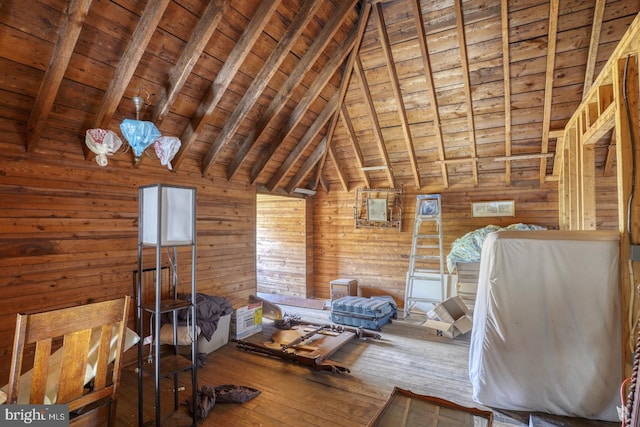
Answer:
[469,230,621,421]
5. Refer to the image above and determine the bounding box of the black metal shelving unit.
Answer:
[136,184,198,426]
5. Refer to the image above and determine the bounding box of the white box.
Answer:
[140,184,195,246]
[406,272,457,313]
[231,302,263,340]
[197,313,231,354]
[425,295,472,338]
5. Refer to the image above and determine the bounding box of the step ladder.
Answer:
[404,194,446,318]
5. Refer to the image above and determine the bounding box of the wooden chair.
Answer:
[6,296,131,427]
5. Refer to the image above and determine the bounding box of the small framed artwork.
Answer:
[420,198,439,216]
[367,198,388,221]
[472,200,515,217]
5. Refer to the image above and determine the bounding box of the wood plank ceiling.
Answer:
[2,0,639,194]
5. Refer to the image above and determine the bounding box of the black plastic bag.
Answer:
[186,385,216,419]
[186,384,261,419]
[214,384,261,403]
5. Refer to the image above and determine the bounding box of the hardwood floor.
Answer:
[115,304,618,426]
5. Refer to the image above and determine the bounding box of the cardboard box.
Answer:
[424,296,472,338]
[231,302,263,340]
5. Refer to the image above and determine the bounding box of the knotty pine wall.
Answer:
[311,184,565,305]
[256,194,311,298]
[0,148,256,383]
[256,173,619,305]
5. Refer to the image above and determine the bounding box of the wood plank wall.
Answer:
[0,147,256,384]
[312,184,562,305]
[256,194,309,297]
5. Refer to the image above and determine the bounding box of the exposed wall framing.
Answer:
[556,13,640,374]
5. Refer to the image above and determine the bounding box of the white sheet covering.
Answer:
[468,230,621,421]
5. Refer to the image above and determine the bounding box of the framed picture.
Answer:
[367,198,388,221]
[354,188,402,230]
[472,200,515,217]
[420,198,439,216]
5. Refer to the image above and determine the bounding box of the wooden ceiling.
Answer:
[2,0,639,194]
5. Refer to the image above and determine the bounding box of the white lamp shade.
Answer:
[140,185,195,246]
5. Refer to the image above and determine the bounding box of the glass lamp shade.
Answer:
[139,184,195,246]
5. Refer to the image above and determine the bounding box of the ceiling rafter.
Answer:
[583,0,606,99]
[411,0,448,188]
[325,140,348,192]
[540,0,560,183]
[435,153,554,164]
[374,2,421,188]
[201,0,324,175]
[315,0,373,191]
[9,0,639,194]
[453,0,478,186]
[501,0,512,186]
[267,91,340,191]
[91,0,171,134]
[171,0,282,170]
[27,0,92,153]
[248,51,344,184]
[285,137,328,194]
[354,55,395,188]
[282,27,367,194]
[249,2,368,187]
[226,0,359,181]
[341,104,370,188]
[152,0,229,125]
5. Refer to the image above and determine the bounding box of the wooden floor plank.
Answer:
[115,304,617,427]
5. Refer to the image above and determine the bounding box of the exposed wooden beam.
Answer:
[267,92,339,191]
[550,132,565,181]
[556,13,640,374]
[582,0,605,98]
[493,153,554,161]
[613,54,639,368]
[603,133,616,177]
[582,101,616,145]
[539,0,559,183]
[251,1,371,186]
[152,0,229,125]
[353,56,394,188]
[315,1,372,191]
[172,0,281,170]
[549,129,565,139]
[453,0,478,186]
[412,0,448,188]
[500,0,511,186]
[285,138,328,194]
[27,0,93,153]
[435,153,554,165]
[325,139,349,192]
[374,2,420,188]
[248,51,343,185]
[434,158,476,165]
[580,139,596,230]
[92,0,171,131]
[202,0,323,175]
[340,105,370,188]
[227,0,359,181]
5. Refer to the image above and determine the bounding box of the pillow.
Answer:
[159,323,200,345]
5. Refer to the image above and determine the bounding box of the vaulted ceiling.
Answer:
[2,0,639,195]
